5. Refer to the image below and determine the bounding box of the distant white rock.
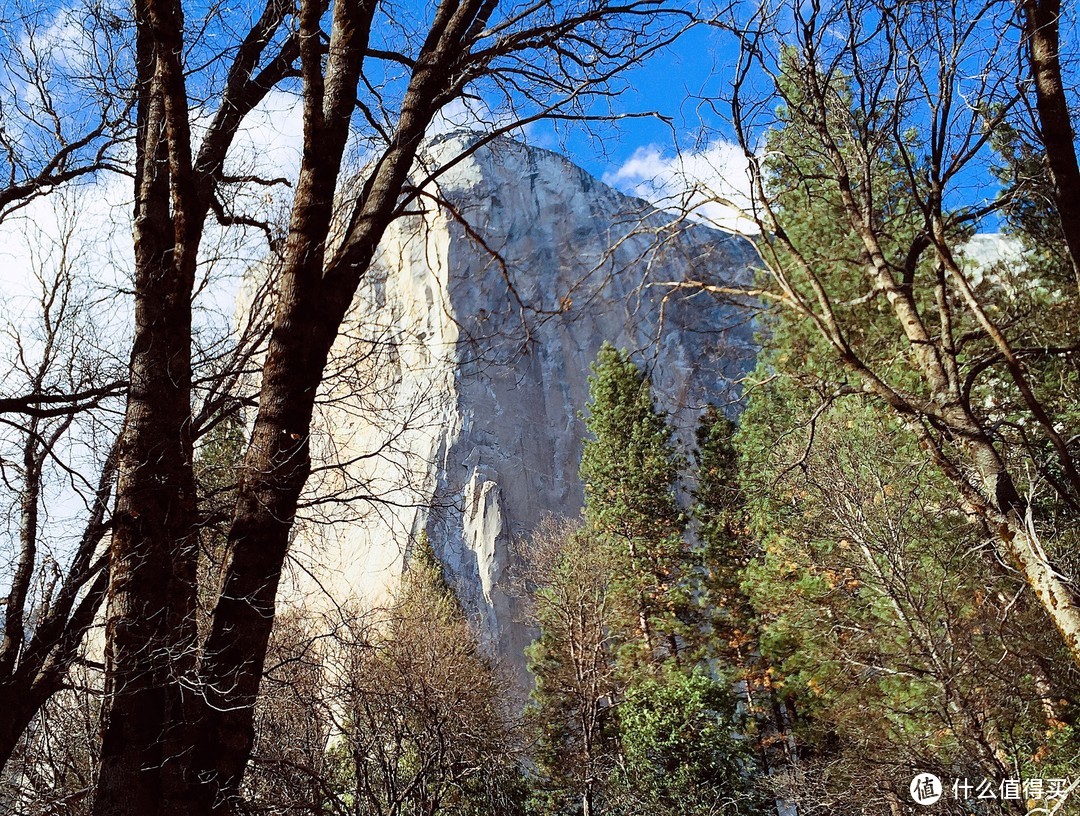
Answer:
[960,233,1025,269]
[285,133,759,678]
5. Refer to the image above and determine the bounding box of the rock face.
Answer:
[289,134,757,677]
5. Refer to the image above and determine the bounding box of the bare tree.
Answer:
[0,188,279,779]
[0,1,130,222]
[237,541,525,816]
[240,611,338,816]
[86,0,692,813]
[1,662,103,816]
[515,516,621,816]
[327,543,524,816]
[0,209,125,771]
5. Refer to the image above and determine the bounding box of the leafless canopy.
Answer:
[61,1,700,814]
[0,1,130,222]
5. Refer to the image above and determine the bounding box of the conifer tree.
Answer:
[193,414,246,635]
[524,350,762,816]
[692,406,791,784]
[728,56,1080,808]
[693,406,755,667]
[579,344,693,668]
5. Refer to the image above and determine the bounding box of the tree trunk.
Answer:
[85,0,642,807]
[999,514,1080,658]
[178,3,500,807]
[1022,0,1080,292]
[0,685,50,771]
[92,7,200,812]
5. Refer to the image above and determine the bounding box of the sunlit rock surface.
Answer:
[287,134,758,677]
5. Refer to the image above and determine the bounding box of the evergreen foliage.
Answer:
[613,671,754,816]
[193,413,246,634]
[580,343,693,669]
[693,406,757,668]
[730,53,1080,811]
[525,348,762,816]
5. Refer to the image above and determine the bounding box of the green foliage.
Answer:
[193,413,246,632]
[693,406,757,666]
[580,343,694,669]
[402,531,458,617]
[727,48,1080,810]
[194,413,246,504]
[581,345,685,538]
[991,121,1076,288]
[525,349,763,815]
[737,388,1080,807]
[732,56,1080,802]
[613,670,759,816]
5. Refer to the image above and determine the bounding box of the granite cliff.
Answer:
[286,134,759,674]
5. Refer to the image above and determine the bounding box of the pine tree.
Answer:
[579,344,692,669]
[692,406,791,781]
[730,57,1080,807]
[193,414,246,636]
[694,406,755,666]
[524,348,764,816]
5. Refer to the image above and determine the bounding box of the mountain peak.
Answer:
[293,137,758,682]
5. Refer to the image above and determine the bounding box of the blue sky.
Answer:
[533,23,736,177]
[7,0,1080,255]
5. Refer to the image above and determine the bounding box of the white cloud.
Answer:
[37,7,102,75]
[0,88,308,368]
[603,141,758,234]
[0,173,133,320]
[223,88,306,185]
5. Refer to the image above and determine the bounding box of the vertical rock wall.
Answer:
[287,134,758,677]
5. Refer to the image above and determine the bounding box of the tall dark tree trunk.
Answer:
[92,4,201,811]
[93,0,296,809]
[184,3,493,807]
[84,0,674,809]
[1021,0,1080,291]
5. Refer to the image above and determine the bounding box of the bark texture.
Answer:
[93,4,200,809]
[187,4,500,809]
[1022,0,1080,291]
[89,0,678,809]
[93,0,294,811]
